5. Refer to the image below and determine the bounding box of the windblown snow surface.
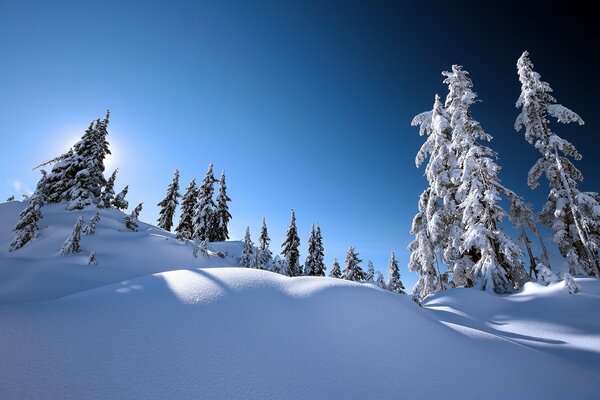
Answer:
[0,201,599,399]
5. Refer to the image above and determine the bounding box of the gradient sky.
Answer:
[1,1,598,288]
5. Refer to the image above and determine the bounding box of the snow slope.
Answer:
[1,201,599,399]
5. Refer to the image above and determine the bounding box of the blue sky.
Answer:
[1,1,598,287]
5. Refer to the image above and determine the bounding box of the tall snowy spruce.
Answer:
[176,179,199,239]
[240,227,254,268]
[60,216,84,255]
[258,218,273,268]
[342,246,365,282]
[124,203,143,231]
[365,261,375,282]
[157,169,181,231]
[387,252,405,294]
[99,169,118,208]
[213,170,232,241]
[43,111,111,210]
[305,224,325,276]
[281,209,301,276]
[444,65,527,293]
[193,163,216,241]
[516,51,600,276]
[9,173,46,251]
[329,258,342,278]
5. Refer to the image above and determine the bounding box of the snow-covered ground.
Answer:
[1,201,599,399]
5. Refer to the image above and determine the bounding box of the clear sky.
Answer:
[1,1,598,288]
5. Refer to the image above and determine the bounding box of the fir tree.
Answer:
[563,273,579,294]
[516,51,600,277]
[376,271,387,289]
[342,246,365,282]
[240,227,254,268]
[99,169,118,208]
[387,252,405,293]
[157,169,181,231]
[304,224,317,275]
[271,255,285,275]
[61,216,84,255]
[329,258,342,278]
[124,203,143,231]
[365,261,375,282]
[175,179,199,239]
[213,169,232,241]
[84,212,100,235]
[258,218,273,268]
[88,251,97,266]
[281,209,301,276]
[112,185,129,210]
[311,225,325,276]
[536,263,558,286]
[6,195,15,202]
[193,163,216,241]
[9,173,46,251]
[193,239,208,258]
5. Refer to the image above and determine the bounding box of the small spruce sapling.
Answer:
[61,216,84,255]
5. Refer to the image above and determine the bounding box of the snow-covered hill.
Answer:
[0,201,599,399]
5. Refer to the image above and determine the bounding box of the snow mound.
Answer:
[1,267,599,400]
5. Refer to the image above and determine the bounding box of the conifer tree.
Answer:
[9,173,46,251]
[240,227,254,268]
[311,225,325,276]
[376,271,387,289]
[342,246,365,282]
[387,252,405,293]
[281,209,301,276]
[61,216,84,255]
[365,261,375,282]
[98,169,118,208]
[213,169,232,241]
[124,203,143,231]
[258,218,273,267]
[157,169,181,231]
[88,251,97,266]
[176,179,198,239]
[271,255,285,275]
[563,273,579,294]
[112,186,129,210]
[516,51,600,277]
[305,224,317,275]
[6,195,15,202]
[84,212,101,235]
[193,163,216,241]
[329,258,342,278]
[536,263,558,286]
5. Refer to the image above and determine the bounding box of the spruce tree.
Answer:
[329,258,342,278]
[124,203,143,231]
[213,169,232,241]
[9,173,46,251]
[6,195,15,202]
[112,186,129,210]
[61,216,84,255]
[98,169,118,208]
[376,271,387,289]
[304,224,317,275]
[157,169,181,231]
[281,209,301,276]
[176,179,199,239]
[258,218,273,268]
[342,246,365,282]
[88,251,97,266]
[311,225,325,276]
[84,212,101,235]
[365,261,375,282]
[193,163,216,241]
[516,51,600,277]
[240,227,254,268]
[387,252,405,293]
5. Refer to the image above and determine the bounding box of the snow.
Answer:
[1,201,599,399]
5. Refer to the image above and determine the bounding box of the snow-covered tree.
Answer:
[365,261,375,282]
[193,238,208,258]
[84,212,100,235]
[9,173,46,251]
[281,209,301,276]
[342,246,365,282]
[536,263,558,286]
[271,255,285,275]
[99,169,118,208]
[175,179,198,239]
[213,169,232,241]
[61,216,84,255]
[240,227,254,268]
[258,218,273,268]
[6,195,15,202]
[124,203,143,231]
[516,51,600,277]
[386,252,405,293]
[193,163,216,241]
[329,258,342,278]
[443,65,527,293]
[563,273,579,294]
[88,251,97,266]
[376,271,387,289]
[112,185,129,210]
[305,224,325,276]
[157,169,181,231]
